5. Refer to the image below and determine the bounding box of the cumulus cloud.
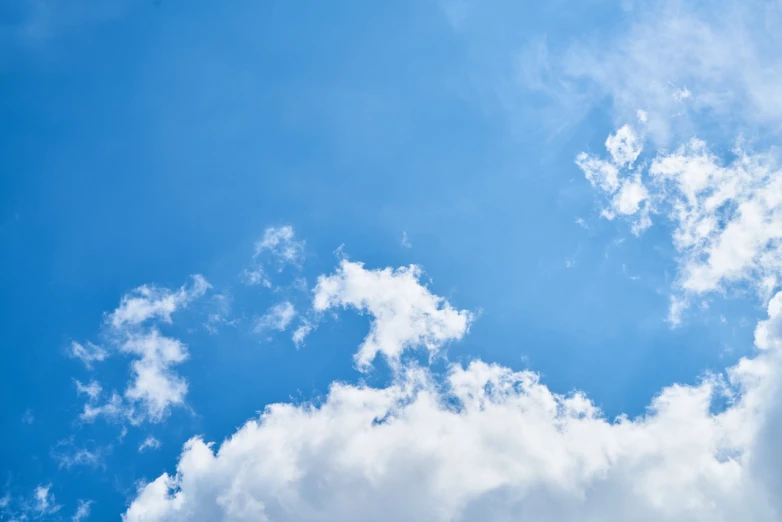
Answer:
[576,124,652,235]
[124,285,782,521]
[120,330,190,422]
[108,276,210,330]
[75,276,209,424]
[313,260,474,370]
[560,0,782,141]
[578,124,782,323]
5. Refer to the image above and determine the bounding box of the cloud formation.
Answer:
[124,276,782,521]
[254,302,296,334]
[578,124,782,323]
[69,341,109,370]
[562,0,782,142]
[313,260,473,370]
[75,276,210,424]
[72,499,93,522]
[243,226,305,286]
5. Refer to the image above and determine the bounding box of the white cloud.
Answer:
[72,499,93,522]
[80,392,124,423]
[255,301,296,333]
[255,226,304,262]
[605,124,643,167]
[255,225,305,267]
[78,331,191,424]
[292,320,314,348]
[108,275,210,330]
[75,380,102,401]
[242,226,305,287]
[69,341,108,369]
[52,443,107,470]
[140,436,162,453]
[121,330,190,423]
[313,260,474,370]
[241,266,271,288]
[0,485,66,521]
[578,125,782,323]
[124,289,782,522]
[559,0,782,142]
[401,231,412,248]
[74,276,209,425]
[577,125,652,235]
[33,485,60,516]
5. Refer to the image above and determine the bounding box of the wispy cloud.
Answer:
[138,436,161,453]
[254,301,296,334]
[68,341,108,370]
[72,499,92,522]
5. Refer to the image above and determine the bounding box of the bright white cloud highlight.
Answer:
[108,275,210,329]
[124,287,782,522]
[76,275,209,424]
[577,125,651,235]
[579,125,782,322]
[121,330,190,422]
[313,260,473,369]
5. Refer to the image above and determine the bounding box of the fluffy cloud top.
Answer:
[578,125,782,322]
[108,275,210,329]
[123,281,782,521]
[76,276,209,424]
[313,260,473,370]
[577,125,652,235]
[254,226,304,264]
[120,330,190,422]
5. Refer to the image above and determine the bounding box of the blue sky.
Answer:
[2,1,782,521]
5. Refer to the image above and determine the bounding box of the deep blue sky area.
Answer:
[0,1,760,520]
